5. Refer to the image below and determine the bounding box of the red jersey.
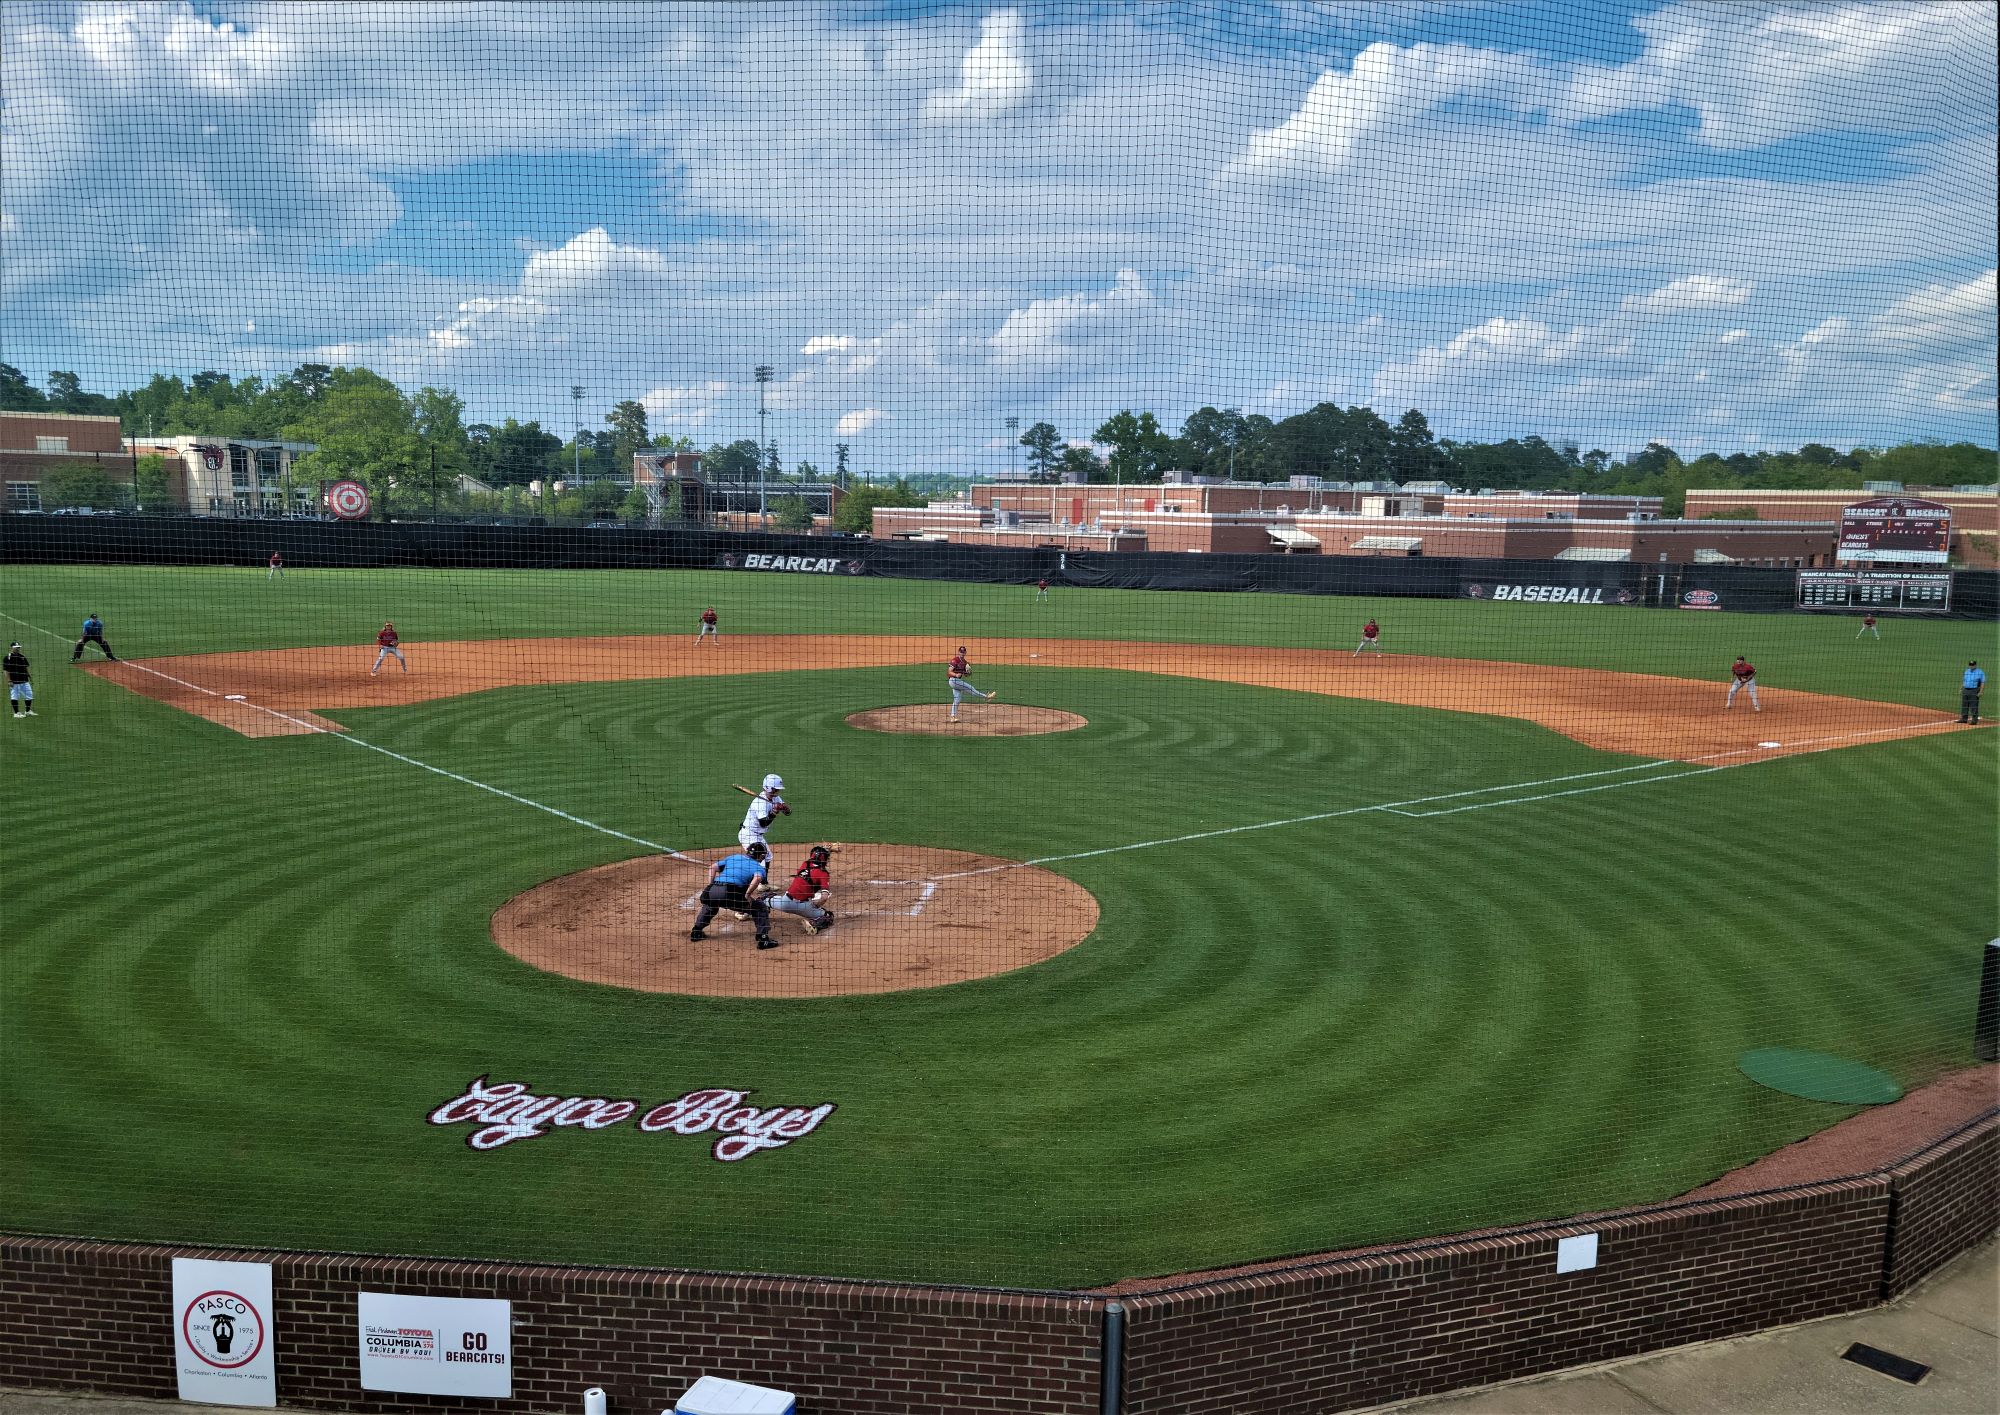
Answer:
[1037,579,1048,589]
[1863,616,1876,626]
[378,626,399,648]
[949,652,969,678]
[787,862,831,902]
[269,552,282,566]
[1362,621,1379,640]
[701,609,717,625]
[1732,660,1755,681]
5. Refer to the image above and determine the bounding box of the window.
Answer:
[256,447,283,485]
[34,435,68,453]
[7,481,42,510]
[230,445,251,489]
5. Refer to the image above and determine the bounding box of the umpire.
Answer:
[71,612,117,663]
[689,841,779,949]
[1962,661,1986,725]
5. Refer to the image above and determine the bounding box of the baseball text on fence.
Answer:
[426,1075,837,1160]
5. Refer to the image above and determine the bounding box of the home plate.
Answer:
[1758,741,1781,748]
[225,694,247,701]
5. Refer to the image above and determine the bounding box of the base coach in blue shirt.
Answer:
[1962,661,1986,725]
[689,841,778,949]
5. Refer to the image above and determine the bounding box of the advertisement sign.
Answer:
[358,1292,512,1399]
[1680,588,1722,610]
[714,552,866,575]
[1837,497,1951,564]
[1463,582,1636,605]
[172,1258,277,1407]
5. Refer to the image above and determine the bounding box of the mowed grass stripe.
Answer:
[3,563,1989,707]
[3,656,1991,1285]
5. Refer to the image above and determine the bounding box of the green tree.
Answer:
[46,371,115,415]
[703,439,763,480]
[1058,444,1104,482]
[0,363,47,410]
[581,479,626,518]
[40,464,125,509]
[282,369,423,519]
[834,442,852,485]
[1093,410,1170,483]
[1019,421,1063,482]
[771,494,813,532]
[133,453,175,511]
[620,487,653,525]
[832,482,922,533]
[1388,408,1444,482]
[606,399,649,448]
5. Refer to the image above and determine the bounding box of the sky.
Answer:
[2,0,1995,474]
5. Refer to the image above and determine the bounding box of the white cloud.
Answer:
[1718,328,1750,344]
[924,10,1032,121]
[989,268,1153,368]
[835,407,891,436]
[520,228,668,300]
[801,335,857,356]
[1622,274,1753,315]
[1866,269,1996,348]
[642,381,731,428]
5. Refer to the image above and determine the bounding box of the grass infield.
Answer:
[0,564,1992,1287]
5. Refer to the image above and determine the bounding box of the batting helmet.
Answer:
[762,773,785,792]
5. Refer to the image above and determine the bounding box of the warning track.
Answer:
[85,633,1962,761]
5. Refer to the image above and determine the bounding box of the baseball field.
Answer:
[0,563,1992,1289]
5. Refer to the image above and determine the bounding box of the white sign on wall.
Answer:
[357,1291,513,1399]
[171,1258,277,1407]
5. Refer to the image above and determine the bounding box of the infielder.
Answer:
[767,845,835,935]
[1725,655,1760,711]
[739,773,790,851]
[5,642,35,717]
[688,841,778,949]
[70,613,117,663]
[947,646,996,720]
[697,606,719,643]
[1354,618,1382,656]
[371,621,407,674]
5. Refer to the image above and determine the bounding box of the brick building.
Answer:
[126,435,319,517]
[874,483,1834,565]
[0,411,134,511]
[1683,486,1998,566]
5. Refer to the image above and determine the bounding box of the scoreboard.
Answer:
[1797,569,1953,612]
[1836,496,1952,564]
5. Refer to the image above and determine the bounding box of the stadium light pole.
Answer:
[1005,415,1019,481]
[571,385,584,495]
[754,364,774,526]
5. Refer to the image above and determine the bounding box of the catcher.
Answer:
[767,845,836,936]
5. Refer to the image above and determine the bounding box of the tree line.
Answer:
[4,363,1990,521]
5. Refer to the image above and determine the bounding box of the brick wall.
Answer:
[1883,1112,2000,1296]
[3,1115,1992,1414]
[0,1241,1100,1415]
[1116,1179,1890,1414]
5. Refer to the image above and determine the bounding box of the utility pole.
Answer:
[1005,415,1020,481]
[754,364,774,526]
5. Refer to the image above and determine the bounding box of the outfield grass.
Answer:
[0,566,1993,1287]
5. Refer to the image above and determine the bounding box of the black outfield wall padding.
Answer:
[4,514,1994,619]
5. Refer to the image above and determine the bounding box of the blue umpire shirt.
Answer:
[713,853,768,890]
[1966,666,1987,691]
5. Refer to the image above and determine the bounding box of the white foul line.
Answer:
[0,613,691,862]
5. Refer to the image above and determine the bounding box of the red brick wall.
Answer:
[1117,1179,1891,1414]
[1883,1112,2000,1295]
[3,1118,1993,1414]
[0,1241,1100,1415]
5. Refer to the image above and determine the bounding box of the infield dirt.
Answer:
[492,843,1100,997]
[86,633,1965,759]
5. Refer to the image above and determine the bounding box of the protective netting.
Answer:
[1,2,1994,1291]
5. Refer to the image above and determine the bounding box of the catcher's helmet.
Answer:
[745,841,770,862]
[762,773,785,792]
[807,845,832,865]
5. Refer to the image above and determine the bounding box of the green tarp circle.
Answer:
[1737,1048,1903,1104]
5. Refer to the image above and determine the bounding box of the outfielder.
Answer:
[1725,655,1760,711]
[697,606,719,643]
[947,646,996,720]
[688,841,778,949]
[767,845,835,935]
[739,774,790,851]
[371,621,407,674]
[1856,614,1878,640]
[268,550,285,580]
[1354,618,1382,656]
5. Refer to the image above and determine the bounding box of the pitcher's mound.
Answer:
[492,844,1099,997]
[848,704,1088,736]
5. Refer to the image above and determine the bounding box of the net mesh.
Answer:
[1,1,1994,1290]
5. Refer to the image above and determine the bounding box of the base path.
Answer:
[492,844,1100,997]
[88,635,1962,760]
